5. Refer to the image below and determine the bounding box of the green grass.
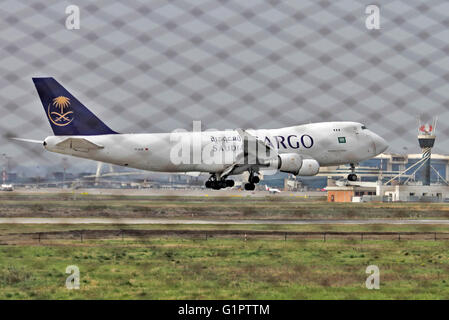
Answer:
[1,193,449,299]
[3,223,449,235]
[1,238,449,299]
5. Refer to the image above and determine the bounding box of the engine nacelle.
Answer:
[275,153,303,175]
[297,159,320,176]
[266,155,320,176]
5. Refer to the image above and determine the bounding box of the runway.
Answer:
[10,187,326,198]
[1,218,449,225]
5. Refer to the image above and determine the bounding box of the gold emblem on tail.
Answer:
[48,96,74,126]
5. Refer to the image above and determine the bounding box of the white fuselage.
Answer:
[43,121,388,175]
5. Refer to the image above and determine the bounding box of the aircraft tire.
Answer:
[226,180,235,187]
[244,183,255,191]
[250,176,260,184]
[218,180,227,189]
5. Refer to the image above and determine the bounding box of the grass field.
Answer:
[1,238,449,299]
[3,223,449,235]
[1,192,449,219]
[1,193,449,299]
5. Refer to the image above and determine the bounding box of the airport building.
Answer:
[324,121,449,202]
[262,152,449,191]
[324,154,449,203]
[363,153,449,184]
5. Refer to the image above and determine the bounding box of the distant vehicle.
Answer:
[265,185,281,194]
[0,184,14,191]
[14,77,388,191]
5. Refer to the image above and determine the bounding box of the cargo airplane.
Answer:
[13,78,388,190]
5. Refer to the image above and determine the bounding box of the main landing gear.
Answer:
[205,175,235,190]
[204,170,261,191]
[244,170,260,191]
[348,163,358,182]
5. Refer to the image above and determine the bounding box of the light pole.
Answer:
[1,153,10,184]
[62,157,68,189]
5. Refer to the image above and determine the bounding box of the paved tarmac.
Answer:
[7,187,326,197]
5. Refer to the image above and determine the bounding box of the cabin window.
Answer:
[338,137,346,143]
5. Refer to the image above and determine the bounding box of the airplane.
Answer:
[0,184,14,191]
[265,185,281,194]
[13,77,388,191]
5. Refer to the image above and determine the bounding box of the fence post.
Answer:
[205,232,208,241]
[38,232,41,243]
[80,231,83,243]
[323,233,326,242]
[398,233,400,241]
[244,233,247,242]
[435,233,437,241]
[284,233,287,241]
[361,233,363,242]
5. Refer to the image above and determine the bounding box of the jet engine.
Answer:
[297,159,320,176]
[265,153,301,175]
[267,154,320,176]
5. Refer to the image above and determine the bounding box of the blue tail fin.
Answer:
[32,77,117,136]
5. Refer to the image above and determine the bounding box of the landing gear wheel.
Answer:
[250,176,260,184]
[219,180,228,189]
[206,175,234,189]
[244,183,255,191]
[348,174,357,182]
[212,182,221,190]
[225,180,235,187]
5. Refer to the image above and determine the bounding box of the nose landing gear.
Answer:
[347,163,358,181]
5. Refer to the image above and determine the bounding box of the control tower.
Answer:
[418,118,437,186]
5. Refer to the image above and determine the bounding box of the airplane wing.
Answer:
[219,129,278,178]
[55,137,104,152]
[235,128,277,161]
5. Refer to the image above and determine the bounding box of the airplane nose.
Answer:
[372,133,388,154]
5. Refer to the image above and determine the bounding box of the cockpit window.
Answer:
[361,125,367,130]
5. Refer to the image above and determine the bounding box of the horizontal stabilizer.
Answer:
[55,137,104,152]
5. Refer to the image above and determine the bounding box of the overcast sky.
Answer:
[1,0,449,172]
